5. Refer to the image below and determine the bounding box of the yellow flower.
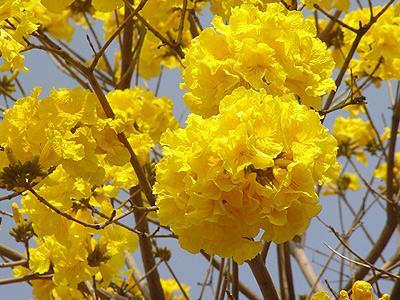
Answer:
[95,0,199,79]
[182,3,335,117]
[0,0,60,72]
[40,0,74,13]
[323,172,360,196]
[378,295,390,300]
[0,29,27,71]
[339,290,350,300]
[344,104,366,118]
[92,0,123,12]
[155,88,339,263]
[106,87,178,143]
[13,265,31,277]
[32,280,56,300]
[29,237,53,274]
[0,86,175,191]
[209,0,350,21]
[342,5,400,81]
[380,127,400,143]
[0,84,178,297]
[0,0,21,21]
[352,280,373,300]
[311,291,332,300]
[31,2,75,42]
[333,117,376,166]
[303,0,349,11]
[208,0,274,21]
[161,279,190,300]
[11,202,24,225]
[374,152,400,193]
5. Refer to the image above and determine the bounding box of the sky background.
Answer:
[1,0,399,299]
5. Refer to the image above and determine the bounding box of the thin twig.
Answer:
[0,274,53,285]
[177,0,188,45]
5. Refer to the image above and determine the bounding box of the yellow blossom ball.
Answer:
[208,0,275,21]
[31,2,75,42]
[92,0,123,12]
[40,0,123,12]
[311,291,332,300]
[95,0,199,80]
[333,116,376,165]
[0,87,107,186]
[352,281,373,300]
[343,5,400,80]
[107,87,178,143]
[374,152,400,193]
[0,86,177,189]
[0,0,75,72]
[155,88,339,263]
[40,0,74,12]
[333,117,375,148]
[1,85,178,296]
[0,0,42,72]
[182,3,336,117]
[339,290,350,300]
[161,279,190,300]
[322,172,360,196]
[304,0,349,11]
[209,0,350,21]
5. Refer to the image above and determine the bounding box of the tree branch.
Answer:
[247,254,280,300]
[130,188,165,300]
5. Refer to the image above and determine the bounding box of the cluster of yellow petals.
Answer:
[182,3,336,117]
[333,116,376,166]
[341,5,400,80]
[0,87,176,182]
[0,0,38,71]
[322,172,360,196]
[208,0,350,22]
[95,0,200,80]
[40,0,123,13]
[155,87,339,263]
[306,0,349,11]
[122,276,190,300]
[0,0,75,72]
[375,152,400,193]
[160,279,190,300]
[311,281,389,300]
[1,86,177,297]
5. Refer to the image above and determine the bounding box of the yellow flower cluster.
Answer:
[0,87,176,183]
[32,2,75,41]
[342,5,400,80]
[0,0,38,71]
[306,0,349,11]
[208,0,274,21]
[1,86,177,296]
[182,3,336,117]
[312,280,389,300]
[322,172,360,196]
[40,0,123,13]
[208,0,350,21]
[0,0,75,72]
[123,276,190,300]
[95,0,199,80]
[161,279,190,300]
[375,152,400,193]
[17,184,138,298]
[155,88,339,263]
[333,116,376,165]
